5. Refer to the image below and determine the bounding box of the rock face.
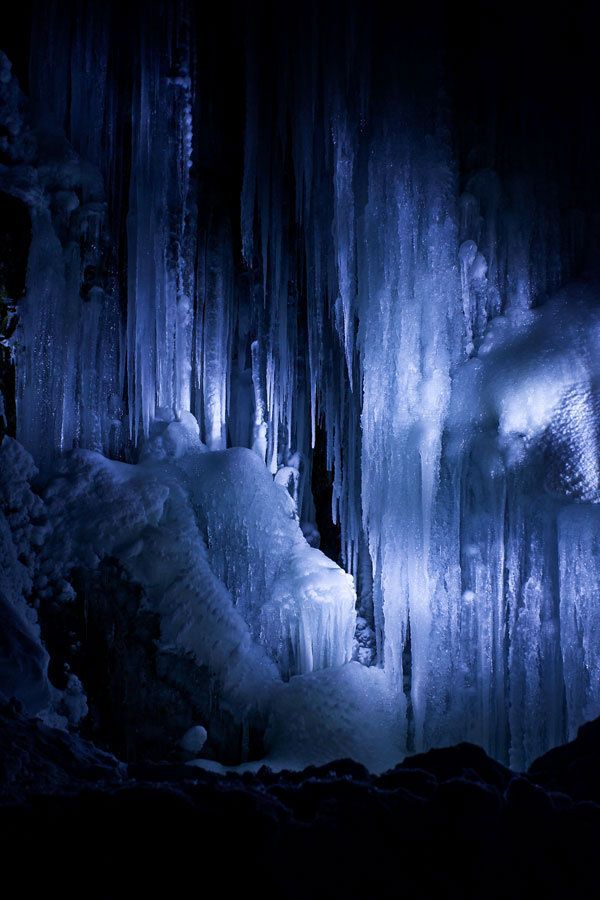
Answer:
[3,703,600,898]
[0,701,124,802]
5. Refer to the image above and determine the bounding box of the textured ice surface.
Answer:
[188,662,403,774]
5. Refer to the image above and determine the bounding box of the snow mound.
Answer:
[41,414,357,761]
[142,415,357,679]
[265,662,403,773]
[43,446,278,717]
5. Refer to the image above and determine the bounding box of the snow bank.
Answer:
[37,413,356,766]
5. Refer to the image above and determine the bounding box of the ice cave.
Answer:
[2,1,600,895]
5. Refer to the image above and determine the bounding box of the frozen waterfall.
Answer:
[2,0,599,769]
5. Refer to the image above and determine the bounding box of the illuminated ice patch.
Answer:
[498,369,574,441]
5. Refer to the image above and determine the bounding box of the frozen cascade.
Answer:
[1,49,121,469]
[234,4,595,766]
[3,1,599,768]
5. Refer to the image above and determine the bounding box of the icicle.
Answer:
[251,340,267,462]
[199,223,231,450]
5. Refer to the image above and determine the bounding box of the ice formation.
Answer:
[139,413,356,681]
[1,1,599,769]
[0,437,51,714]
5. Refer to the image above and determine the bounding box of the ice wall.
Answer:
[432,287,600,766]
[234,3,597,766]
[1,49,120,469]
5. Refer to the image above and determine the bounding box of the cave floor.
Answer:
[2,701,600,899]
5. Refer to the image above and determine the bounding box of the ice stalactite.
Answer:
[127,3,195,439]
[22,2,197,455]
[238,9,460,756]
[197,222,232,450]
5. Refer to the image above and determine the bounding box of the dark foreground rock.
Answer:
[2,703,600,898]
[528,717,600,802]
[0,699,125,799]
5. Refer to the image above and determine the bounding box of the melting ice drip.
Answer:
[3,1,598,768]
